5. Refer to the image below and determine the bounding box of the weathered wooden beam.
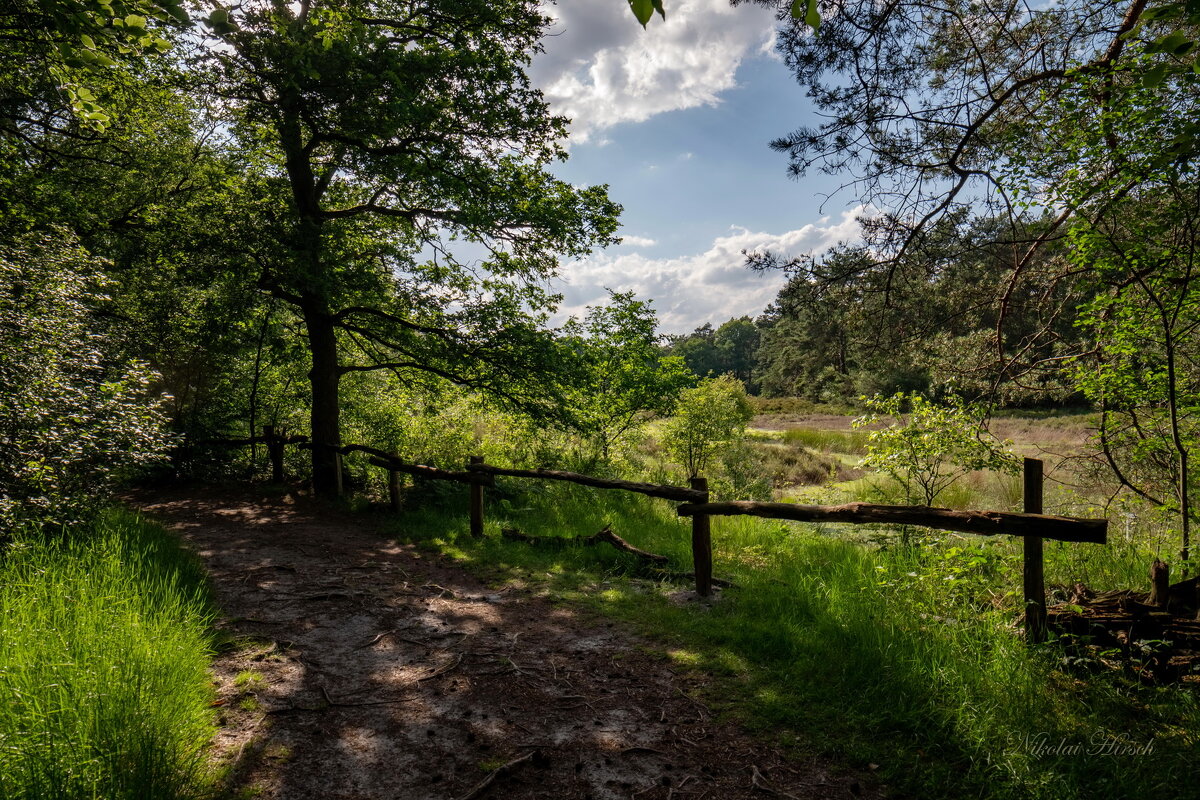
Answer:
[676,500,1107,544]
[364,456,490,486]
[466,464,705,503]
[689,476,712,597]
[1023,458,1047,643]
[200,434,308,448]
[469,455,485,538]
[387,468,402,512]
[1150,559,1170,608]
[264,425,285,483]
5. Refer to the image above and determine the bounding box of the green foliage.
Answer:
[753,219,1082,405]
[193,0,622,493]
[1066,181,1200,560]
[854,393,1018,507]
[1004,16,1200,556]
[714,438,774,499]
[0,232,171,532]
[560,291,692,466]
[0,511,216,799]
[395,477,1198,800]
[668,316,761,390]
[781,427,870,455]
[626,0,818,29]
[342,373,482,468]
[661,374,754,477]
[0,0,188,131]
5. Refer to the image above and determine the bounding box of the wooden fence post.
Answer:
[1023,457,1047,643]
[263,425,284,483]
[469,455,485,538]
[690,476,712,597]
[388,469,402,512]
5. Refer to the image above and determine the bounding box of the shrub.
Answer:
[662,374,754,478]
[0,232,171,533]
[854,392,1018,507]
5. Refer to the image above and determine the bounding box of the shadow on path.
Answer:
[133,485,883,800]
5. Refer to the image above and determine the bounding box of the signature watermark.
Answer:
[1017,732,1155,759]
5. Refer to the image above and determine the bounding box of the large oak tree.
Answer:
[195,0,620,494]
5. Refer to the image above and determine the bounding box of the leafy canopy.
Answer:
[662,374,754,478]
[855,393,1017,508]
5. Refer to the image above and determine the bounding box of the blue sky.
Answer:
[529,0,864,333]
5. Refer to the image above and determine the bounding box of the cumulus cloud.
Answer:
[554,208,866,333]
[617,234,658,247]
[531,0,778,141]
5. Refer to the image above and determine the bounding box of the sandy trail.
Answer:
[134,486,881,800]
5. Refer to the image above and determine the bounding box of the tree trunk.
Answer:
[303,299,342,497]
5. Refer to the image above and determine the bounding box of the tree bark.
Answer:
[303,298,342,497]
[278,91,343,498]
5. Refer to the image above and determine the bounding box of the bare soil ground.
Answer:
[132,486,884,800]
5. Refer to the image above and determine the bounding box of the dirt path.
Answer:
[134,487,882,800]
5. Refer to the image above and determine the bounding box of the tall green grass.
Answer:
[781,427,871,455]
[389,482,1200,800]
[0,511,217,800]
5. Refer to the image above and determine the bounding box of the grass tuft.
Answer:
[781,427,871,455]
[0,509,217,800]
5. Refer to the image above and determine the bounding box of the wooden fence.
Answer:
[223,429,1106,641]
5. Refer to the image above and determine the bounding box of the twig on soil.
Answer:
[454,750,537,800]
[357,630,396,649]
[749,765,802,799]
[300,591,361,602]
[267,689,419,714]
[675,688,709,719]
[621,746,669,756]
[418,653,464,682]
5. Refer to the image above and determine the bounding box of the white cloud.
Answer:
[531,0,778,142]
[618,234,658,247]
[555,208,866,333]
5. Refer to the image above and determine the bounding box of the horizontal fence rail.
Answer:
[197,433,308,447]
[200,432,1109,620]
[675,501,1108,545]
[300,442,492,485]
[466,463,706,503]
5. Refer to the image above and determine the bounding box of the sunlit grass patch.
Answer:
[781,427,871,456]
[0,510,217,800]
[386,479,1200,800]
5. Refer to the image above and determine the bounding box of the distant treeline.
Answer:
[666,215,1089,407]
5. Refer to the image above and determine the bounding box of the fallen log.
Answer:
[468,464,704,503]
[501,525,670,565]
[1168,575,1199,614]
[676,501,1107,544]
[1150,559,1170,607]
